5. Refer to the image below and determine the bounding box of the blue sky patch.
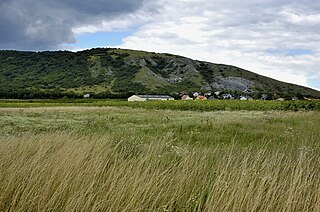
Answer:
[72,31,131,49]
[307,78,320,91]
[266,48,313,56]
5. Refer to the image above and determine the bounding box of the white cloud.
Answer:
[118,0,320,90]
[72,17,137,34]
[281,8,320,25]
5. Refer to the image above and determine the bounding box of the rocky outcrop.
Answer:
[210,76,255,91]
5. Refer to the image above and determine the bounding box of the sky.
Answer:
[0,0,319,90]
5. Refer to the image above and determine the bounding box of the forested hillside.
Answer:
[0,48,319,99]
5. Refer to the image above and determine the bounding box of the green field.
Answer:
[0,99,320,111]
[1,105,320,211]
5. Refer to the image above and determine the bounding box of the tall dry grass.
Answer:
[1,131,320,211]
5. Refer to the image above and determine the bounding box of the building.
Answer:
[181,95,193,100]
[83,94,90,98]
[260,94,269,100]
[204,92,212,97]
[240,96,253,101]
[128,95,174,102]
[193,92,200,98]
[214,91,221,96]
[196,95,207,100]
[222,94,233,99]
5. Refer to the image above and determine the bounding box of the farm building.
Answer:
[128,95,174,102]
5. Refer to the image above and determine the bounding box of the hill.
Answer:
[0,48,319,99]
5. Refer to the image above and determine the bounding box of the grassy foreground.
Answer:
[1,107,320,211]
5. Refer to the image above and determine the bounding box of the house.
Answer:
[240,95,253,101]
[276,98,285,101]
[193,92,200,97]
[260,94,268,100]
[83,94,90,98]
[196,95,207,100]
[128,95,174,102]
[204,92,212,97]
[181,95,193,100]
[222,94,233,99]
[214,91,222,96]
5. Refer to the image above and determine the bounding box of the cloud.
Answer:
[0,0,319,90]
[119,0,320,90]
[0,0,148,50]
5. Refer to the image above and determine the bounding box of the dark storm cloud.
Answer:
[0,0,147,50]
[62,0,143,15]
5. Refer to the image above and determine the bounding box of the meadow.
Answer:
[0,98,319,111]
[0,105,320,211]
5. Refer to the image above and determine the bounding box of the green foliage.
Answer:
[0,49,147,98]
[0,48,319,99]
[0,99,319,111]
[145,56,175,78]
[197,62,213,83]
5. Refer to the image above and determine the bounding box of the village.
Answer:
[127,91,306,102]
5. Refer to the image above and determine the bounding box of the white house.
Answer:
[222,94,233,99]
[204,92,212,97]
[83,94,90,98]
[128,95,174,102]
[193,92,200,97]
[214,91,221,96]
[240,96,253,101]
[181,95,193,100]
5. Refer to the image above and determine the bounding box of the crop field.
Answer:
[1,105,320,211]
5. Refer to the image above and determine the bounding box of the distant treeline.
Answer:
[0,89,135,99]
